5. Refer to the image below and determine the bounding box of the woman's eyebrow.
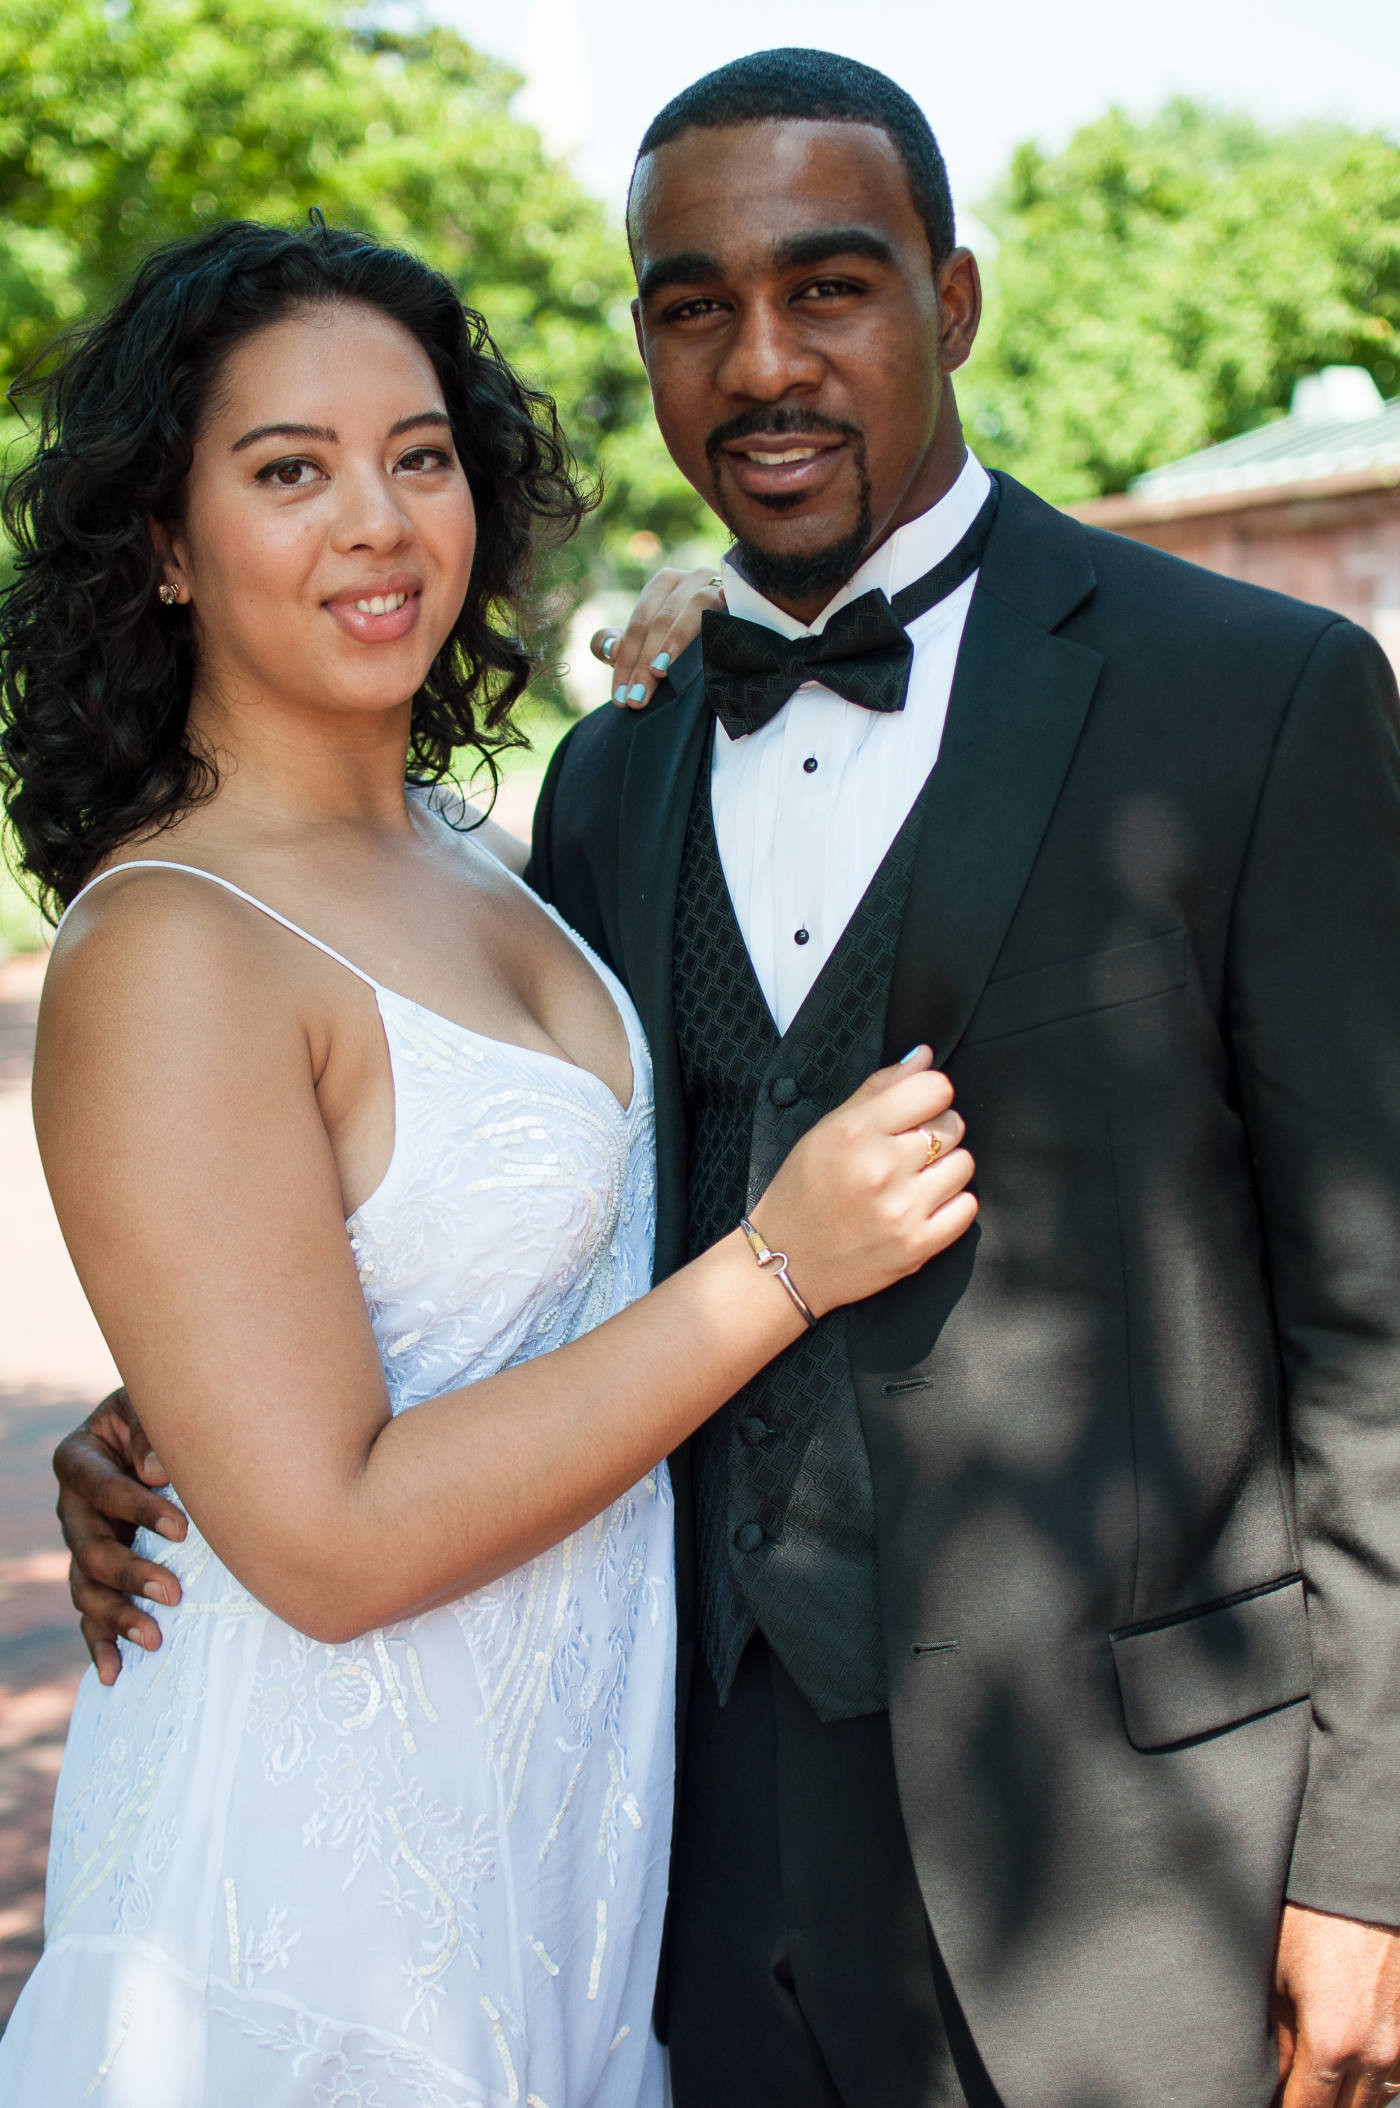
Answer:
[230,421,336,453]
[230,410,450,454]
[387,410,452,438]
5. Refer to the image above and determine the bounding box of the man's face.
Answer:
[628,118,980,617]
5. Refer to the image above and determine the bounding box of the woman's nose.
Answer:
[330,466,412,551]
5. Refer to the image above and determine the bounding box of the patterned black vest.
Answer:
[672,744,930,1722]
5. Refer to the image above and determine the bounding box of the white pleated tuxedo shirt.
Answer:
[712,450,993,1034]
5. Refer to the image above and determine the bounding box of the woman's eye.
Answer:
[256,457,321,489]
[396,447,452,474]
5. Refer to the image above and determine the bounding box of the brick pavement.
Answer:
[0,1388,92,2023]
[0,948,113,2027]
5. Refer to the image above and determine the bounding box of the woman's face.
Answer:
[162,301,477,732]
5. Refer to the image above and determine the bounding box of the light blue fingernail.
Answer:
[627,682,648,703]
[900,1045,923,1063]
[650,651,671,674]
[613,684,628,704]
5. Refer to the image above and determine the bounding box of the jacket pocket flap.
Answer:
[1110,1575,1310,1752]
[962,929,1187,1047]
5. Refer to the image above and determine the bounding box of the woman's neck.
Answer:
[187,685,418,840]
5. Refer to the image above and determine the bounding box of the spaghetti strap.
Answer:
[58,860,381,990]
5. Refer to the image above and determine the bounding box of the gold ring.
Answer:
[708,575,724,591]
[918,1124,943,1168]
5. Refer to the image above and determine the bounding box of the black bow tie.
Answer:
[701,482,999,741]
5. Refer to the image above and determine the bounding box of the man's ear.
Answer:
[937,249,982,376]
[631,297,646,370]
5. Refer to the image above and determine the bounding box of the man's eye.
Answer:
[666,296,725,322]
[796,278,860,301]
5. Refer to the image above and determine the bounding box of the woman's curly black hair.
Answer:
[1,217,593,919]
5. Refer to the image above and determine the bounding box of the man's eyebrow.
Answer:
[637,228,898,303]
[230,411,451,454]
[772,227,897,272]
[637,251,722,301]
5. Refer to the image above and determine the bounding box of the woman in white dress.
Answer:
[0,219,976,2106]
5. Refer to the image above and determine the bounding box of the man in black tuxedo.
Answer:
[54,45,1400,2108]
[528,47,1400,2108]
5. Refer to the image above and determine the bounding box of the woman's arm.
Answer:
[39,877,973,1647]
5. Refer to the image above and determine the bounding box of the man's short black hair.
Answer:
[632,48,955,270]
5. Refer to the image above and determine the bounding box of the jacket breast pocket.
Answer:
[1110,1574,1311,1752]
[961,929,1187,1047]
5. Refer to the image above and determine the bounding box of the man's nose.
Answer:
[714,299,823,403]
[330,464,413,551]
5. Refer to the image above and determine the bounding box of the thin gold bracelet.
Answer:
[739,1217,818,1329]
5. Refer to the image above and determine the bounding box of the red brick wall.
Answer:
[1100,489,1400,678]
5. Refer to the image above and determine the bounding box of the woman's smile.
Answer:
[322,573,423,644]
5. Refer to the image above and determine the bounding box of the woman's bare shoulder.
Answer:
[41,863,295,1054]
[51,860,252,967]
[33,860,325,1214]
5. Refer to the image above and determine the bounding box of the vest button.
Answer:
[769,1076,800,1108]
[733,1521,766,1554]
[737,1414,771,1447]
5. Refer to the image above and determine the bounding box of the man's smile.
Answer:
[718,431,851,505]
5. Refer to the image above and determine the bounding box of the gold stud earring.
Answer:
[158,584,178,607]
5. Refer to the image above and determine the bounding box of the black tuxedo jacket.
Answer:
[527,472,1400,2104]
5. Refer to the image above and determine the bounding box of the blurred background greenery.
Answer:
[961,101,1400,502]
[0,0,722,625]
[1,0,1398,950]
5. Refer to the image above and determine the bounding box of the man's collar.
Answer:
[719,451,994,640]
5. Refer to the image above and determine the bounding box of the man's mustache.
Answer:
[705,406,865,468]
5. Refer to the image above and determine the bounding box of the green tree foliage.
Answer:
[961,101,1400,503]
[0,0,710,631]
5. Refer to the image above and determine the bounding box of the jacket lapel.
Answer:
[884,474,1104,1066]
[617,641,710,1278]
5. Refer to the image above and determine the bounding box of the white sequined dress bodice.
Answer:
[0,842,673,2108]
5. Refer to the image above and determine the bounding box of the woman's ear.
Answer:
[148,514,191,605]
